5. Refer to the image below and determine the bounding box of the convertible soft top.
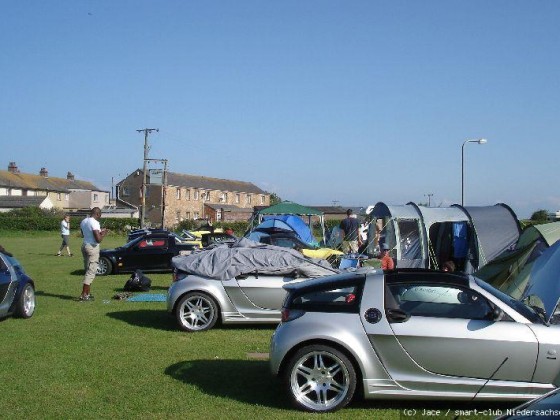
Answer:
[171,238,338,280]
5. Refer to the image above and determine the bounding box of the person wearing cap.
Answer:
[339,209,361,254]
[380,242,395,270]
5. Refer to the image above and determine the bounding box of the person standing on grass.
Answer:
[339,209,361,254]
[79,207,108,301]
[56,214,73,257]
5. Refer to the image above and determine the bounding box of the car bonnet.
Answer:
[520,240,560,323]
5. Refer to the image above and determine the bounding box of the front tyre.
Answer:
[175,292,219,332]
[284,344,356,413]
[97,257,112,276]
[15,283,36,318]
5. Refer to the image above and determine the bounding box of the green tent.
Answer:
[258,201,323,216]
[475,222,560,298]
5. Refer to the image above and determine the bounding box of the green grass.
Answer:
[0,232,516,419]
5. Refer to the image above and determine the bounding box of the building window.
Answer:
[217,209,222,221]
[57,193,62,201]
[194,211,200,219]
[205,191,211,202]
[194,190,199,200]
[93,193,99,202]
[261,195,265,205]
[186,189,190,200]
[246,194,252,205]
[219,192,227,203]
[186,211,191,219]
[176,188,181,200]
[176,211,181,223]
[66,193,70,201]
[122,186,130,197]
[235,193,240,204]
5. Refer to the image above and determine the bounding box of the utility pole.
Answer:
[424,193,434,207]
[137,128,159,228]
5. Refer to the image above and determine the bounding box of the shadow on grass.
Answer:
[165,359,290,409]
[166,360,519,414]
[36,290,77,301]
[106,309,176,331]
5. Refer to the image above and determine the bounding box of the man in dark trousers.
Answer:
[339,209,361,254]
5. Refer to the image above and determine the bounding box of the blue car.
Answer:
[0,248,36,319]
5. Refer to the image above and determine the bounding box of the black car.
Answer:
[97,232,199,275]
[127,228,168,242]
[0,248,36,319]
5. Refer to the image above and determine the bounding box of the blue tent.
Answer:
[260,215,317,245]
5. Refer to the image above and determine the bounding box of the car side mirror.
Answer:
[487,307,503,321]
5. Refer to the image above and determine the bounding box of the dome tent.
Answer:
[248,201,326,245]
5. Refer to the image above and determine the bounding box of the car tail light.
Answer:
[172,270,186,283]
[281,307,304,323]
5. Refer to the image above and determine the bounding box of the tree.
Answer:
[269,192,282,206]
[530,209,549,222]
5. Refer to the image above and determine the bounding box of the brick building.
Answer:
[116,169,270,227]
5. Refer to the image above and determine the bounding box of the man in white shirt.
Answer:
[56,214,72,256]
[79,207,108,301]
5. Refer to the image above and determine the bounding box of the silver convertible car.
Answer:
[167,239,337,332]
[270,267,560,412]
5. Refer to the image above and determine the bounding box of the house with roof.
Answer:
[0,162,109,212]
[115,169,270,227]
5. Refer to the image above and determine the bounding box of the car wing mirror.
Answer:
[488,307,503,321]
[386,308,410,323]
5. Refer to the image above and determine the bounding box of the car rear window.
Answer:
[288,280,364,313]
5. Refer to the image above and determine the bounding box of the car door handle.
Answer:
[386,308,410,323]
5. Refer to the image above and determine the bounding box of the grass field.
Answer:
[0,231,517,419]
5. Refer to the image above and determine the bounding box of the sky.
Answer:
[2,1,560,219]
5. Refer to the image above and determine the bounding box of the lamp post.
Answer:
[461,138,487,206]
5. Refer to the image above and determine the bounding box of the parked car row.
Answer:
[167,237,560,413]
[31,221,559,414]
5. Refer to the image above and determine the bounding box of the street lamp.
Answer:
[461,138,487,206]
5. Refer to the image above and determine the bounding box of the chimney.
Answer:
[40,168,49,178]
[8,162,19,173]
[67,171,75,181]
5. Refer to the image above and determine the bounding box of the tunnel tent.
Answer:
[250,201,326,244]
[410,203,477,272]
[365,202,521,273]
[475,221,560,298]
[365,202,425,268]
[459,203,521,267]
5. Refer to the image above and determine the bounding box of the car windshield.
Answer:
[475,277,543,323]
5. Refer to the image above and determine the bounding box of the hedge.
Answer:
[0,209,138,233]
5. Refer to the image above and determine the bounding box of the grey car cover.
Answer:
[172,238,338,280]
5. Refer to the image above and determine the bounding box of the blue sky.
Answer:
[2,1,559,218]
